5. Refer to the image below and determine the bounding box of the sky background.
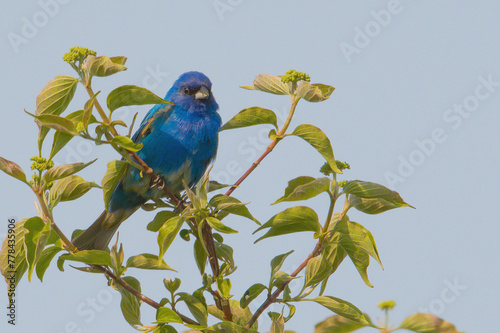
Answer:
[1,1,499,332]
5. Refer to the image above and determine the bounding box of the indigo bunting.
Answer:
[73,72,221,250]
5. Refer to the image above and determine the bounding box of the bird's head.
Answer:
[166,71,219,114]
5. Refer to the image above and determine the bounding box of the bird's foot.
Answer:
[150,174,166,190]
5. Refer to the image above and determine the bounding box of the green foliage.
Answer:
[0,218,28,294]
[43,159,97,183]
[254,206,321,243]
[398,313,463,333]
[273,176,330,204]
[291,124,342,174]
[0,156,29,185]
[220,107,278,131]
[0,49,456,333]
[49,175,100,207]
[126,253,174,271]
[315,302,464,333]
[116,276,143,327]
[107,85,173,113]
[82,55,127,77]
[303,296,371,325]
[102,160,127,210]
[57,250,112,271]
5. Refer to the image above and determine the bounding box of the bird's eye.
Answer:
[182,88,190,95]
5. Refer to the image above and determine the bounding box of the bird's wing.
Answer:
[131,104,173,143]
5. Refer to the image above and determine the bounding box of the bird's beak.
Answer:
[195,86,210,100]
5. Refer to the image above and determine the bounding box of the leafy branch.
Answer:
[0,49,462,333]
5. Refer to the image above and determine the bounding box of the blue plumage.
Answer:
[73,72,221,250]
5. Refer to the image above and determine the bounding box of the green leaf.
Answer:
[217,278,232,298]
[156,307,183,324]
[329,217,381,287]
[107,85,172,113]
[214,242,235,270]
[269,311,285,333]
[270,250,294,283]
[83,55,127,77]
[65,109,99,125]
[155,325,178,333]
[158,216,185,259]
[23,217,51,281]
[102,160,127,211]
[208,180,230,192]
[46,109,99,158]
[319,237,347,295]
[205,321,259,333]
[272,271,299,287]
[35,245,63,282]
[210,194,260,225]
[343,180,413,206]
[126,253,175,271]
[240,283,267,308]
[291,124,342,174]
[57,250,112,271]
[344,181,414,214]
[297,82,335,102]
[206,217,238,234]
[49,131,73,160]
[116,276,142,327]
[334,219,382,269]
[49,175,100,207]
[274,176,330,204]
[220,106,278,131]
[399,313,462,333]
[254,206,321,243]
[177,292,208,327]
[82,92,100,129]
[147,211,178,232]
[0,156,28,185]
[304,256,333,289]
[112,136,143,152]
[28,111,77,135]
[208,300,257,329]
[304,296,370,325]
[314,314,369,333]
[0,218,28,302]
[163,278,181,293]
[43,159,97,183]
[35,75,78,116]
[242,74,289,95]
[193,239,207,274]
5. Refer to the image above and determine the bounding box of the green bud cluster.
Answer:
[29,174,40,186]
[320,160,350,176]
[336,160,351,171]
[377,300,396,311]
[63,46,96,64]
[281,69,311,83]
[76,121,85,133]
[337,180,347,188]
[30,156,54,172]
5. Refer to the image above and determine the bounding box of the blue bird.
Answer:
[73,72,221,250]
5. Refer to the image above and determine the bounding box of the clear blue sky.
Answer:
[1,1,499,332]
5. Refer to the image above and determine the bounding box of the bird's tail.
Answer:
[72,209,135,251]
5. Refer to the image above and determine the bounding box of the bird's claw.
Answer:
[151,175,166,190]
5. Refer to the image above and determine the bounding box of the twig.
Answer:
[225,97,299,197]
[246,242,322,328]
[33,189,77,253]
[33,185,198,326]
[93,265,199,326]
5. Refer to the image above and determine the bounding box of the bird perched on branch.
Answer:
[73,71,221,250]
